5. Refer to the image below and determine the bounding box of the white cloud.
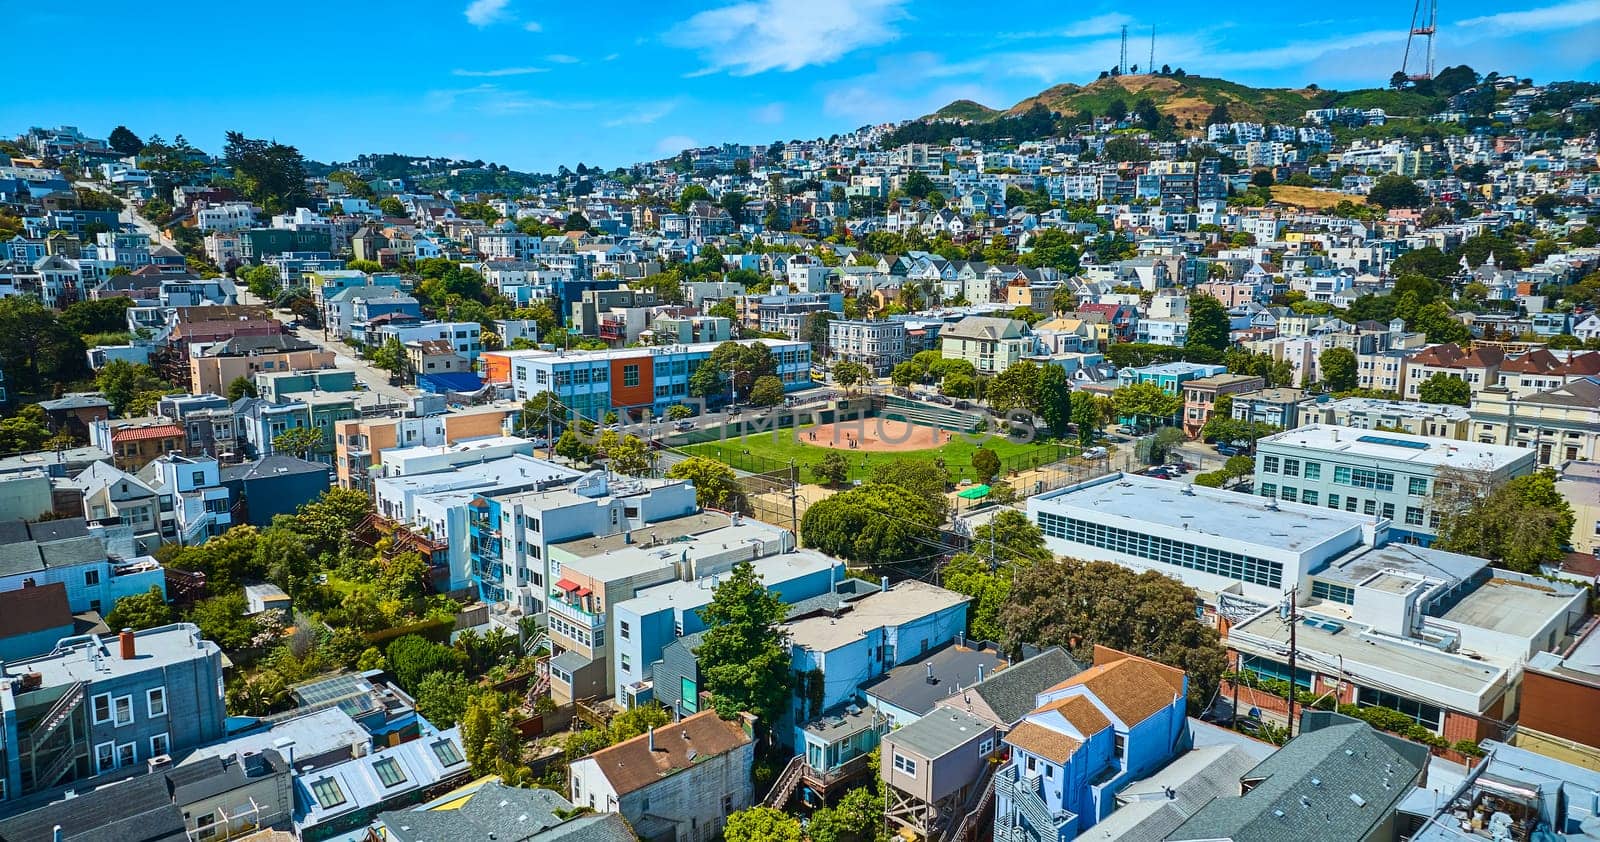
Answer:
[751,103,786,124]
[1061,12,1135,37]
[667,0,908,75]
[464,0,510,27]
[523,20,542,32]
[604,101,681,127]
[424,84,588,115]
[1456,0,1600,32]
[451,66,548,77]
[546,53,580,64]
[655,135,700,155]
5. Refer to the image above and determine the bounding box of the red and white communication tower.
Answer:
[1402,0,1438,80]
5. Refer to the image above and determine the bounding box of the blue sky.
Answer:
[7,0,1598,172]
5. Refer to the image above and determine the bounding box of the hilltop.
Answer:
[922,73,1442,128]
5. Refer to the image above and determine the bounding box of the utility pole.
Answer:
[789,459,799,537]
[1285,587,1300,741]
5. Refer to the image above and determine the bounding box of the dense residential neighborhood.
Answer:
[1,55,1600,842]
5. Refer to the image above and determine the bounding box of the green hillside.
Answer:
[922,74,1448,128]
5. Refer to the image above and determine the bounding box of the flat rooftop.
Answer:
[784,580,967,653]
[557,521,789,582]
[2,624,217,688]
[1034,473,1369,554]
[1439,575,1582,638]
[1528,619,1600,683]
[552,510,744,558]
[1233,611,1503,699]
[383,435,531,461]
[886,707,991,758]
[617,549,838,616]
[1313,542,1486,589]
[498,337,807,365]
[1324,397,1471,421]
[1258,424,1529,470]
[378,453,573,495]
[492,476,675,511]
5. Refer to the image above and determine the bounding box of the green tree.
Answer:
[273,426,325,458]
[521,390,567,435]
[695,561,792,726]
[226,376,258,402]
[940,372,976,399]
[288,487,373,559]
[1001,557,1228,713]
[554,429,596,463]
[1035,364,1072,438]
[379,197,406,217]
[723,807,802,842]
[1413,302,1471,344]
[1184,295,1230,356]
[971,447,1002,483]
[460,691,524,777]
[890,361,923,388]
[1319,347,1358,392]
[1138,427,1187,466]
[1112,382,1182,430]
[1367,174,1425,209]
[801,484,941,566]
[94,359,169,416]
[108,125,144,156]
[1417,373,1470,406]
[666,404,695,421]
[223,132,309,214]
[385,634,466,694]
[942,511,1051,641]
[832,360,870,391]
[1070,391,1099,445]
[988,360,1040,415]
[607,434,655,477]
[413,671,474,728]
[869,460,951,522]
[749,375,785,407]
[106,586,174,631]
[370,336,410,378]
[59,297,134,336]
[1434,468,1574,573]
[166,525,263,593]
[0,405,51,454]
[187,592,257,649]
[665,457,745,510]
[813,451,852,486]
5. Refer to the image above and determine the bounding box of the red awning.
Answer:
[554,578,579,592]
[575,586,592,597]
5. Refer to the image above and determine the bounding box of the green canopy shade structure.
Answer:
[956,484,990,500]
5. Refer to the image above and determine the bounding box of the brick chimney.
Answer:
[119,628,136,660]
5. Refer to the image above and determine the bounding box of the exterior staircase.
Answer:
[764,755,806,809]
[28,681,84,749]
[941,762,999,842]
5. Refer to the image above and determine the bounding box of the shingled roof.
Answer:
[582,709,752,797]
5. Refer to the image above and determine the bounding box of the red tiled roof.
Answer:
[1558,352,1600,377]
[111,424,184,442]
[1500,349,1558,374]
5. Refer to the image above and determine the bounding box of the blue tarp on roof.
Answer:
[416,372,484,394]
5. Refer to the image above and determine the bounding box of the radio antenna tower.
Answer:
[1402,0,1438,80]
[1120,25,1129,75]
[1149,26,1155,74]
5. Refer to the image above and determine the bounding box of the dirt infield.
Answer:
[803,417,954,453]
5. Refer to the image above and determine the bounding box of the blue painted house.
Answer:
[994,647,1190,841]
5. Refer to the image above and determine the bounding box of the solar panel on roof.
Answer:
[1356,435,1429,450]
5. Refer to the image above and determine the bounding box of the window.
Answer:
[1311,580,1355,605]
[372,757,408,787]
[1356,687,1442,731]
[1241,654,1310,689]
[1114,734,1126,756]
[431,739,465,767]
[1301,491,1318,506]
[621,654,632,673]
[150,733,170,758]
[114,695,133,726]
[1303,462,1321,480]
[118,743,136,769]
[1036,511,1284,589]
[1281,458,1300,478]
[1405,507,1424,526]
[92,693,112,724]
[979,737,995,756]
[1333,466,1393,491]
[623,364,640,387]
[1408,477,1428,496]
[1326,494,1339,509]
[620,620,630,640]
[893,753,917,777]
[191,471,204,486]
[1363,499,1377,516]
[310,777,348,809]
[1345,497,1357,512]
[1261,456,1279,474]
[1380,503,1395,520]
[1280,487,1297,502]
[96,742,116,773]
[85,569,101,587]
[147,688,166,718]
[1258,484,1276,498]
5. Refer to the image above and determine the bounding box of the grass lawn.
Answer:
[682,424,1075,484]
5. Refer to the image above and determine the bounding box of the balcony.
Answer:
[550,597,604,628]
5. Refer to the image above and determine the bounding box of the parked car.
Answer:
[1215,443,1244,456]
[1143,466,1172,479]
[1082,446,1108,459]
[675,420,695,431]
[930,395,954,406]
[1117,424,1138,435]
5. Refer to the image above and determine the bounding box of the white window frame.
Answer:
[978,737,995,756]
[95,741,117,773]
[92,693,113,724]
[117,742,137,769]
[147,687,166,718]
[150,732,170,758]
[113,695,134,726]
[893,753,917,777]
